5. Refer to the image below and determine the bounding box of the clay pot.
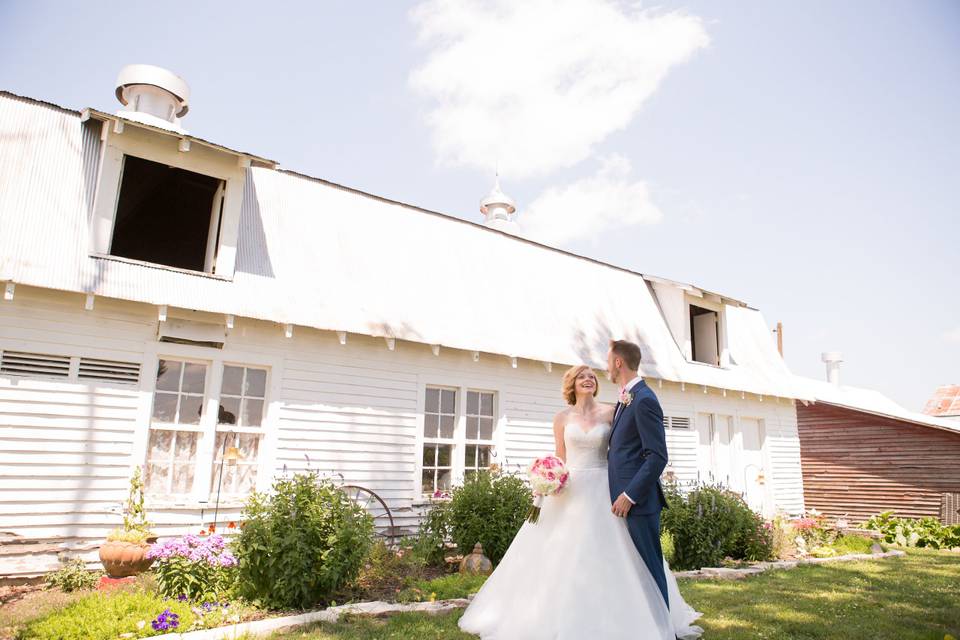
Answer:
[459,542,493,576]
[98,540,155,578]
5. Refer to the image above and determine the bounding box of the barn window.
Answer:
[464,390,496,480]
[110,155,225,273]
[689,304,720,366]
[145,359,207,495]
[422,387,456,496]
[210,365,267,496]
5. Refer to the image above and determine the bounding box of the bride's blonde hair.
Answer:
[562,365,599,406]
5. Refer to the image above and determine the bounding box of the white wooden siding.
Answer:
[0,286,805,576]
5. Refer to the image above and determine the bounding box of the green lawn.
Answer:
[270,549,960,639]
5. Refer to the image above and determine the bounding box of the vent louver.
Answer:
[0,351,71,378]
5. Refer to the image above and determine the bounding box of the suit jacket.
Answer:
[607,379,669,515]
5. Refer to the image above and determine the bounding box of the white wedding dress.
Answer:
[458,421,703,640]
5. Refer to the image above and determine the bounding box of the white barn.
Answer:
[0,71,808,578]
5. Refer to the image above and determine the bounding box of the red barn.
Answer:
[796,381,960,525]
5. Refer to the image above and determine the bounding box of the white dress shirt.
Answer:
[616,375,643,505]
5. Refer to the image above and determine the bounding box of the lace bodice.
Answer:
[563,422,611,470]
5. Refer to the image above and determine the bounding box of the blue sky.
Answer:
[1,0,957,411]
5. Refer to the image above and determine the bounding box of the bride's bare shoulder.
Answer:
[552,407,572,426]
[598,403,617,419]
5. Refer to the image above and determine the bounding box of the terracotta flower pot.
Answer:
[98,540,155,578]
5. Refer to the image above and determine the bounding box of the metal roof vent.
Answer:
[821,351,843,387]
[115,64,190,133]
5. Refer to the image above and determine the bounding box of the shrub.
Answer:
[410,502,452,567]
[19,589,195,640]
[660,482,774,570]
[445,471,532,564]
[147,534,237,602]
[233,472,375,609]
[44,558,101,592]
[861,511,960,549]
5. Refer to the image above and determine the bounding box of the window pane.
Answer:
[478,446,491,468]
[221,365,244,396]
[466,391,479,415]
[425,388,439,413]
[152,392,178,422]
[465,445,477,467]
[441,389,456,414]
[156,360,182,392]
[480,393,494,416]
[213,432,231,459]
[171,463,194,494]
[174,431,198,461]
[242,399,264,427]
[466,416,479,439]
[423,414,438,438]
[422,444,436,467]
[238,434,260,460]
[439,415,455,439]
[437,445,451,467]
[236,464,256,494]
[148,430,173,460]
[218,397,240,425]
[421,469,435,494]
[181,363,206,393]
[145,462,169,494]
[245,368,267,397]
[479,417,494,440]
[179,394,204,424]
[437,469,452,491]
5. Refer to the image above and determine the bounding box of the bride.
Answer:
[458,365,703,640]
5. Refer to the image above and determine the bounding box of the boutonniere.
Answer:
[618,389,633,406]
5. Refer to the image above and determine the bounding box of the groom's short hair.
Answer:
[609,340,642,371]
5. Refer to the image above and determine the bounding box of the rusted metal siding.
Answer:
[798,402,960,522]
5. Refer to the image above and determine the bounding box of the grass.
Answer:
[266,549,959,639]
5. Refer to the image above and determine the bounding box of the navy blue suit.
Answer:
[607,379,670,607]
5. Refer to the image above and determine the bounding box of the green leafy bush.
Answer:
[660,482,774,570]
[861,511,960,549]
[410,503,452,567]
[445,472,532,565]
[44,558,101,593]
[18,589,195,640]
[233,472,375,609]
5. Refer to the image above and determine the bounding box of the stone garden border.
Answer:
[155,549,906,639]
[673,549,906,580]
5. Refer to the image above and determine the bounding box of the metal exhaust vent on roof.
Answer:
[115,64,191,133]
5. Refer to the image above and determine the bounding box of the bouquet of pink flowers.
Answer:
[526,455,569,524]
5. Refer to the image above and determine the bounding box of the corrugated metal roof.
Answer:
[922,384,960,418]
[0,91,810,400]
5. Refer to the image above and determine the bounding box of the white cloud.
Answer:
[945,327,960,344]
[520,154,662,245]
[409,0,709,178]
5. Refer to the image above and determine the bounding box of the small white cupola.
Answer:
[479,176,520,234]
[115,64,190,134]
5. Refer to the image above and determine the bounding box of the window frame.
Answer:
[88,118,247,279]
[136,340,281,507]
[414,377,505,502]
[683,295,729,368]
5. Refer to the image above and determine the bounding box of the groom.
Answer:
[607,339,670,608]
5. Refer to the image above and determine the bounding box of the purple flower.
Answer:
[177,594,188,602]
[151,608,180,631]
